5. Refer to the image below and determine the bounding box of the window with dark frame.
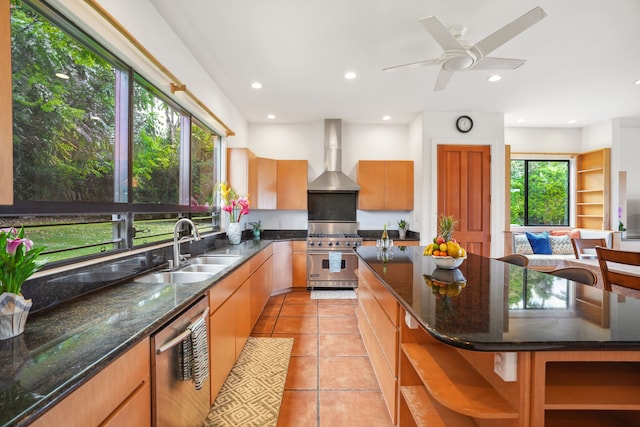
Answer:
[2,0,222,266]
[510,159,570,226]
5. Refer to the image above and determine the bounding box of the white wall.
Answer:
[421,112,506,256]
[505,127,582,152]
[615,120,640,237]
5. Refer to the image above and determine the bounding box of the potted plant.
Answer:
[398,219,408,240]
[0,227,46,340]
[249,220,262,240]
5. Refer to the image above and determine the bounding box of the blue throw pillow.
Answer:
[526,232,552,255]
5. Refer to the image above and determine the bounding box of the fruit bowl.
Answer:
[430,255,466,269]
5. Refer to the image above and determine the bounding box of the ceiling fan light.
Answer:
[443,56,474,71]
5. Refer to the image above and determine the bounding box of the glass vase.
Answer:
[227,222,242,244]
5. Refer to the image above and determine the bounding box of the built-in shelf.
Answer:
[400,385,478,427]
[576,148,610,230]
[402,342,518,420]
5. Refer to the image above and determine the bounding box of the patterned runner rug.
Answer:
[204,337,293,427]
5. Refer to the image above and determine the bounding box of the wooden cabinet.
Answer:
[257,157,277,209]
[272,241,293,293]
[576,148,610,230]
[277,160,308,210]
[227,147,257,201]
[208,246,273,403]
[531,351,640,426]
[356,260,400,423]
[357,160,414,210]
[228,149,307,210]
[32,339,151,427]
[292,240,307,288]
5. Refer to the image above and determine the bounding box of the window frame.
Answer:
[510,156,572,227]
[2,0,224,269]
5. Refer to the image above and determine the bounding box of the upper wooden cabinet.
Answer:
[227,148,307,210]
[357,160,414,210]
[227,148,257,202]
[576,148,610,230]
[257,157,277,209]
[277,160,308,210]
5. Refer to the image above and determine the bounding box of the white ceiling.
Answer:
[149,0,640,127]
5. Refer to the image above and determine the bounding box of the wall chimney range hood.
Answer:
[307,119,360,192]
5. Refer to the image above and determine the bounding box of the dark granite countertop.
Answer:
[356,245,640,352]
[0,239,271,427]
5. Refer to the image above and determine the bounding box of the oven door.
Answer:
[307,250,358,288]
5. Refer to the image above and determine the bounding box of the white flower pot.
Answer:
[227,222,242,245]
[399,229,407,240]
[0,293,32,340]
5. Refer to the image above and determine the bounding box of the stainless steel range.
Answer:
[307,221,362,289]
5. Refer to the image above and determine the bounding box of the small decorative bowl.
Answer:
[431,256,466,270]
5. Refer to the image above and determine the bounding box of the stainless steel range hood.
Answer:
[308,119,360,192]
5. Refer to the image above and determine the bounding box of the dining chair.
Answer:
[549,267,597,286]
[497,254,529,267]
[571,238,607,259]
[596,247,640,292]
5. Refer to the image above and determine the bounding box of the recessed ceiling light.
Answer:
[382,115,391,121]
[488,75,502,82]
[634,79,640,85]
[251,82,262,89]
[517,118,526,123]
[55,72,69,80]
[567,119,577,124]
[344,71,357,80]
[267,114,276,119]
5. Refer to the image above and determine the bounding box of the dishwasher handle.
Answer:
[156,305,209,355]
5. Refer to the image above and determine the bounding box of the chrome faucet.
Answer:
[172,218,201,268]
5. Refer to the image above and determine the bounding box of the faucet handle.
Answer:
[180,253,192,261]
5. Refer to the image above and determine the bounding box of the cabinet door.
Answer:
[358,160,386,210]
[277,160,308,210]
[209,299,237,404]
[292,241,307,288]
[251,255,274,326]
[32,339,150,427]
[257,157,277,209]
[272,241,293,292]
[385,161,413,210]
[227,147,257,198]
[235,280,252,357]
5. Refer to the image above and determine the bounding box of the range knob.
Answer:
[328,242,333,247]
[309,241,315,247]
[335,241,340,246]
[317,242,322,247]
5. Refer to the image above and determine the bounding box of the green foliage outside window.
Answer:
[510,160,569,226]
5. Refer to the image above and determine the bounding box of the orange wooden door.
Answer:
[437,145,491,256]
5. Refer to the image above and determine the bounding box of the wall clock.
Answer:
[456,115,473,133]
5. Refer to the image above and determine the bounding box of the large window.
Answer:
[510,159,570,226]
[2,0,222,266]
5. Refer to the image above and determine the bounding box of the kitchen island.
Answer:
[355,246,640,427]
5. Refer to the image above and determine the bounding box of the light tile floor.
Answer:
[251,290,395,427]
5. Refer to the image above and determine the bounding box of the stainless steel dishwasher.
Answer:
[151,297,210,427]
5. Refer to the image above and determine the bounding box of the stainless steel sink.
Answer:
[180,264,227,274]
[134,271,216,284]
[191,255,242,265]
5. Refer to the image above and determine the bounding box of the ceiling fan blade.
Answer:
[434,69,454,91]
[383,59,439,72]
[419,16,465,52]
[472,57,525,70]
[474,7,547,56]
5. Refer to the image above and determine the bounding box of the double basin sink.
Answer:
[134,255,242,284]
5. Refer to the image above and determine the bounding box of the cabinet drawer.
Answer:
[359,261,399,327]
[209,263,250,313]
[250,245,273,272]
[357,273,398,375]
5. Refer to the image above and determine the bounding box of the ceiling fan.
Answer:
[384,7,547,91]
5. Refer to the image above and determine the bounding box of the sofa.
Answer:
[509,228,620,271]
